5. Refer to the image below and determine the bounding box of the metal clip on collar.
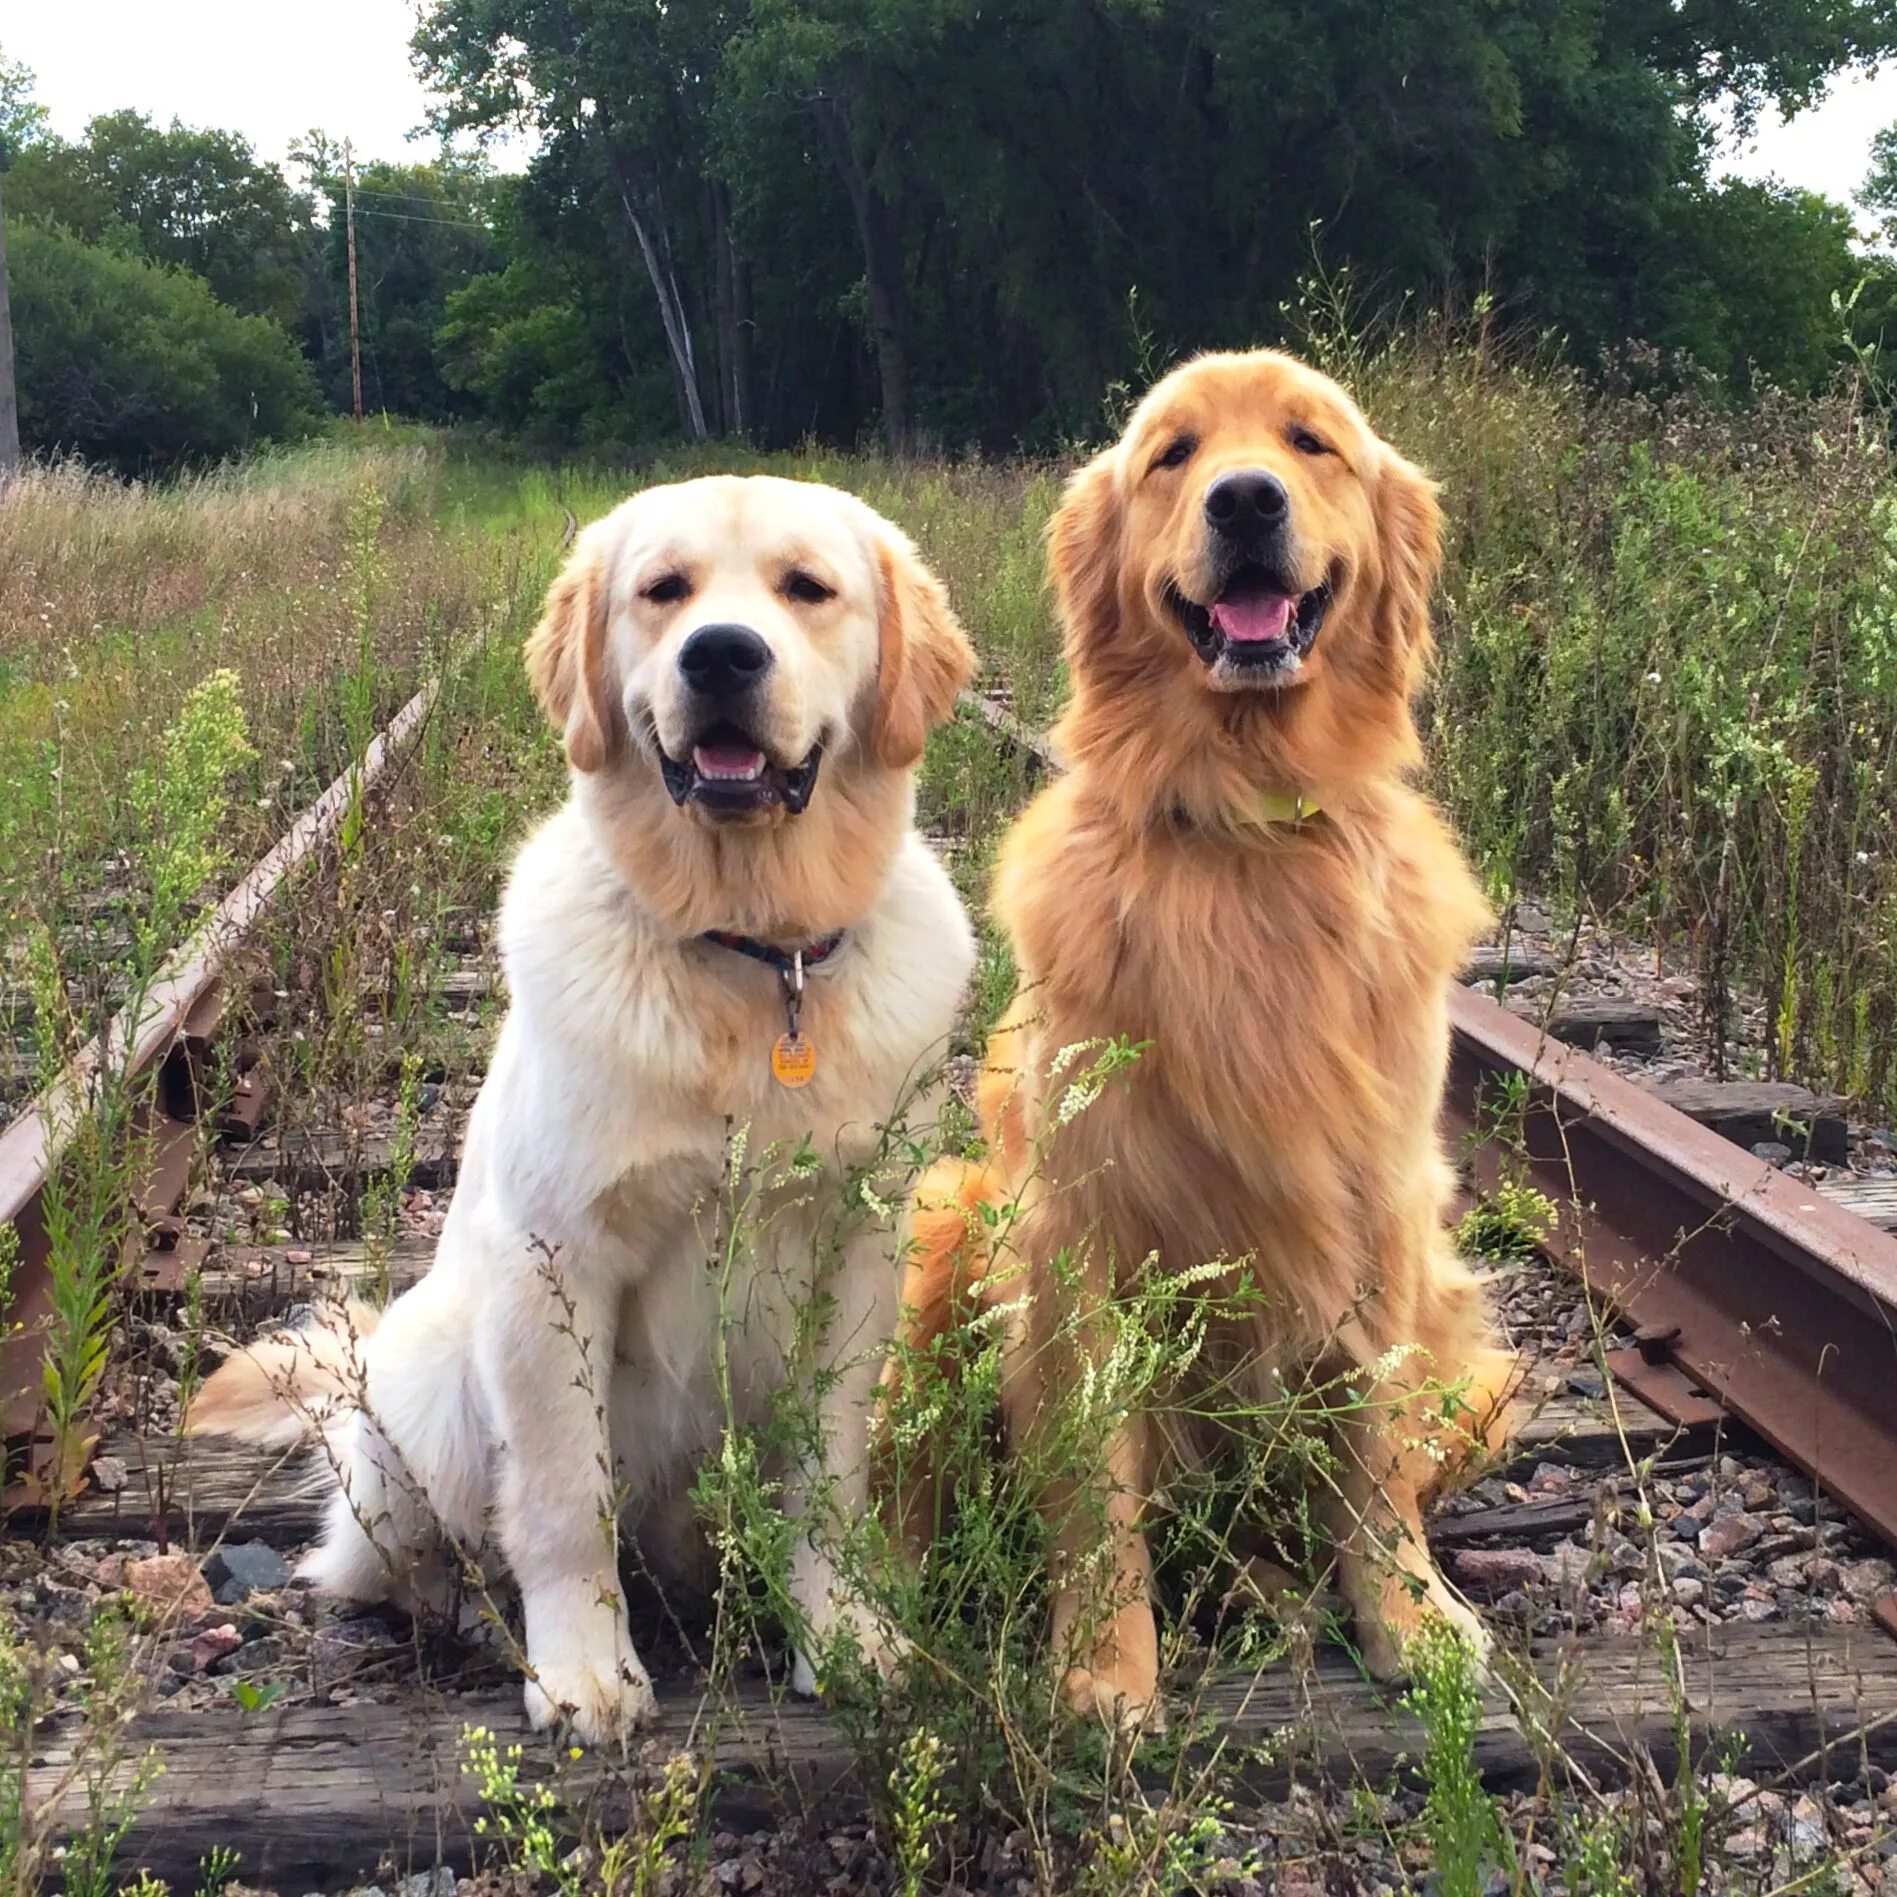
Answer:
[778,949,805,1040]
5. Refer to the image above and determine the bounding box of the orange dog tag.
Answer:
[771,1034,816,1089]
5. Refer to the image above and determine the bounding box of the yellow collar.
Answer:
[1247,789,1321,827]
[1166,789,1324,834]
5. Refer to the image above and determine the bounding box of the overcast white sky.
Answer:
[5,3,1896,206]
[1719,66,1897,208]
[4,0,505,171]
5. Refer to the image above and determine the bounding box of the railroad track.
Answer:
[0,678,448,1497]
[8,682,1897,1887]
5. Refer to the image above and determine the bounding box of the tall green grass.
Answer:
[1370,335,1897,1113]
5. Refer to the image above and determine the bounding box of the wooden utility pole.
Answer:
[0,174,21,478]
[343,139,363,422]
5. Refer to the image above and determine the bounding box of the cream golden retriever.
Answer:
[894,351,1517,1725]
[192,475,976,1743]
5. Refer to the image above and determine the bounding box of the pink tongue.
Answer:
[1210,593,1295,643]
[694,741,765,774]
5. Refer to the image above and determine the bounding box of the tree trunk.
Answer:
[816,96,913,457]
[859,184,912,456]
[711,183,733,435]
[598,124,708,441]
[0,177,21,480]
[732,249,756,442]
[710,183,757,440]
[709,181,755,439]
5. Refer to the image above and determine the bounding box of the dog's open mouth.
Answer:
[1167,566,1332,681]
[659,723,822,817]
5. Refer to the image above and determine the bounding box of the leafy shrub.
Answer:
[8,223,317,473]
[1298,311,1897,1119]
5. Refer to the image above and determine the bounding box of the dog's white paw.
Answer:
[790,1647,820,1698]
[297,1523,396,1603]
[524,1651,659,1744]
[790,1610,910,1699]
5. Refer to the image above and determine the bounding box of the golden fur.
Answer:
[893,351,1517,1724]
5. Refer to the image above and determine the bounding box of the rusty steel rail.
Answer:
[0,679,442,1484]
[4,505,575,1493]
[1446,990,1897,1637]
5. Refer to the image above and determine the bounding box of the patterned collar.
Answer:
[699,929,847,978]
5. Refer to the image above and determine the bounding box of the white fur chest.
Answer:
[471,802,973,1251]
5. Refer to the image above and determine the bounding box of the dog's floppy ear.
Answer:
[1049,448,1123,663]
[525,524,622,773]
[1373,445,1443,693]
[873,533,977,769]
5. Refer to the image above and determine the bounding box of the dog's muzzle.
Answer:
[658,622,822,817]
[1166,471,1332,685]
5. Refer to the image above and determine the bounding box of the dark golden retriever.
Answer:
[893,350,1517,1725]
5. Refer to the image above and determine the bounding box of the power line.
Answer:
[351,185,487,208]
[351,206,493,231]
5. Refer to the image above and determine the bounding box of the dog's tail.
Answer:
[186,1299,380,1450]
[876,1156,1015,1547]
[892,1157,1011,1363]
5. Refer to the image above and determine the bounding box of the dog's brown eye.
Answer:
[1291,428,1331,457]
[1152,435,1197,472]
[783,571,835,604]
[643,573,691,604]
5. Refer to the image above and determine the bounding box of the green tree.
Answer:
[437,258,608,435]
[300,148,503,420]
[0,45,48,477]
[430,132,691,444]
[8,222,317,472]
[416,0,750,440]
[0,46,48,169]
[4,111,317,328]
[1647,179,1864,390]
[428,0,1897,450]
[1860,121,1897,247]
[720,0,978,452]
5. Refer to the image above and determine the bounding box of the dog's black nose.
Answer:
[679,623,772,696]
[1204,470,1289,537]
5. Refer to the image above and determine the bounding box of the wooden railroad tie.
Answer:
[1506,994,1665,1059]
[1649,1078,1848,1165]
[26,1619,1897,1892]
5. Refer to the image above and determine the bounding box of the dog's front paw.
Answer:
[524,1650,659,1744]
[790,1647,820,1699]
[1436,1592,1494,1672]
[1359,1588,1494,1684]
[1059,1662,1166,1736]
[790,1608,911,1699]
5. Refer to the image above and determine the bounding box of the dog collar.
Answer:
[701,929,845,1086]
[1247,789,1321,826]
[700,928,846,976]
[1168,791,1323,832]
